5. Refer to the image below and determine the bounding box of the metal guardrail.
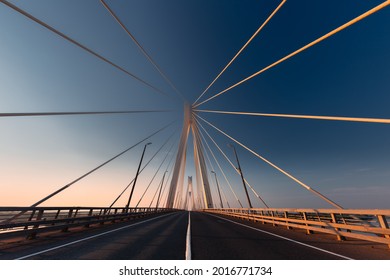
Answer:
[0,206,177,239]
[204,208,390,248]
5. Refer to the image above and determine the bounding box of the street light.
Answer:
[125,142,152,211]
[228,143,253,208]
[211,171,224,209]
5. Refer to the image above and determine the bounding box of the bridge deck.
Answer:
[0,211,389,260]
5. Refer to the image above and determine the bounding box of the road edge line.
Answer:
[205,212,354,260]
[15,212,177,260]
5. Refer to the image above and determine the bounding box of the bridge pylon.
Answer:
[165,104,213,209]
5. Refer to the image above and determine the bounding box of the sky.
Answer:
[1,0,390,209]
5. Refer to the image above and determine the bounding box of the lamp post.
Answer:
[211,171,224,209]
[228,144,253,208]
[125,142,151,212]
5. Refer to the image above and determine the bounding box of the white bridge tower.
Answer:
[166,104,213,209]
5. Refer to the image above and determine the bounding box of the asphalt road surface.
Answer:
[191,212,346,260]
[191,212,390,260]
[1,211,389,260]
[1,211,188,260]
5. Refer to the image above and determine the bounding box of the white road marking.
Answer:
[185,211,191,260]
[205,213,354,260]
[15,212,177,260]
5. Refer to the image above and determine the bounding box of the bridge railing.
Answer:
[0,206,175,239]
[204,208,390,248]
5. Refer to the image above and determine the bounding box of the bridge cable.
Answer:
[150,171,167,209]
[2,120,176,224]
[144,147,176,209]
[135,137,178,207]
[148,175,163,209]
[196,116,269,208]
[159,167,174,209]
[0,109,172,118]
[138,138,179,210]
[195,115,269,208]
[149,171,170,209]
[158,148,179,209]
[174,188,181,209]
[194,118,234,208]
[33,120,175,208]
[178,188,184,209]
[197,121,372,228]
[191,119,222,208]
[109,138,177,209]
[193,0,286,105]
[196,116,268,208]
[108,128,178,208]
[174,189,182,209]
[192,116,243,208]
[197,122,222,207]
[195,118,234,208]
[218,180,231,208]
[195,109,390,124]
[0,0,171,99]
[195,118,242,208]
[200,125,216,172]
[197,114,343,209]
[100,0,186,103]
[194,0,390,107]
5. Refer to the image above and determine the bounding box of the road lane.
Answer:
[191,212,350,260]
[9,211,188,260]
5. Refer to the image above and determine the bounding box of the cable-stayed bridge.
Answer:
[1,0,390,260]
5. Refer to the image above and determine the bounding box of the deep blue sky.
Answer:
[1,0,389,208]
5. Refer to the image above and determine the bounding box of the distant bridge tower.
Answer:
[183,176,195,211]
[166,104,213,209]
